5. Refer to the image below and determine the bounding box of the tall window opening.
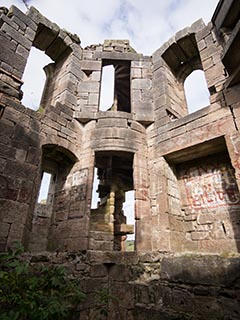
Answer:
[123,190,135,251]
[37,172,53,204]
[30,144,77,252]
[90,151,135,251]
[184,70,210,113]
[99,65,115,111]
[99,60,131,113]
[22,47,52,110]
[91,167,100,209]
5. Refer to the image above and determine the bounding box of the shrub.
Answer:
[0,242,85,320]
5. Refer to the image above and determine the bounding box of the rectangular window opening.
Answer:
[99,60,131,113]
[99,65,115,111]
[123,190,135,251]
[91,167,101,209]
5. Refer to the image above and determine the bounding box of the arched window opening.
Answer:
[30,145,77,252]
[184,70,210,113]
[123,190,135,251]
[99,65,115,111]
[22,47,52,111]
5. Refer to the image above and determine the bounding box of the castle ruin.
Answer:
[0,0,240,318]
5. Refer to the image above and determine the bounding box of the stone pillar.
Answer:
[134,152,152,251]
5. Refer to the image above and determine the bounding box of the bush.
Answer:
[0,242,85,320]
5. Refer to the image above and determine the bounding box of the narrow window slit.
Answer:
[38,172,52,204]
[0,105,5,119]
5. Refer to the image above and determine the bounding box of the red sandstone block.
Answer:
[170,231,185,251]
[197,213,214,225]
[169,215,184,232]
[65,237,88,252]
[225,87,240,105]
[198,239,237,253]
[191,231,209,241]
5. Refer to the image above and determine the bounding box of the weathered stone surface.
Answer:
[0,2,240,319]
[15,251,240,320]
[0,0,240,289]
[132,79,151,90]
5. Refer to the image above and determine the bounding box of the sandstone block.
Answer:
[132,79,151,90]
[2,23,31,50]
[191,231,209,241]
[10,6,37,31]
[80,60,101,71]
[90,264,108,277]
[79,82,99,93]
[197,213,214,225]
[88,93,98,105]
[0,222,11,237]
[91,71,101,81]
[131,68,142,78]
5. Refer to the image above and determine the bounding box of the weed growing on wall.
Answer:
[0,242,85,320]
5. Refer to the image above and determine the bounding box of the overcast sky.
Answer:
[2,0,220,237]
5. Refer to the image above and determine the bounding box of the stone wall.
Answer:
[0,1,240,255]
[26,251,240,320]
[0,94,41,250]
[1,1,240,318]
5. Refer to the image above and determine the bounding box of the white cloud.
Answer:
[2,0,219,53]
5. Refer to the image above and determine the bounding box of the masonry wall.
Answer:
[0,6,87,252]
[149,18,240,253]
[0,2,240,255]
[24,251,240,320]
[0,95,41,250]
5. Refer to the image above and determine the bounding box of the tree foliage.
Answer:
[0,242,85,320]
